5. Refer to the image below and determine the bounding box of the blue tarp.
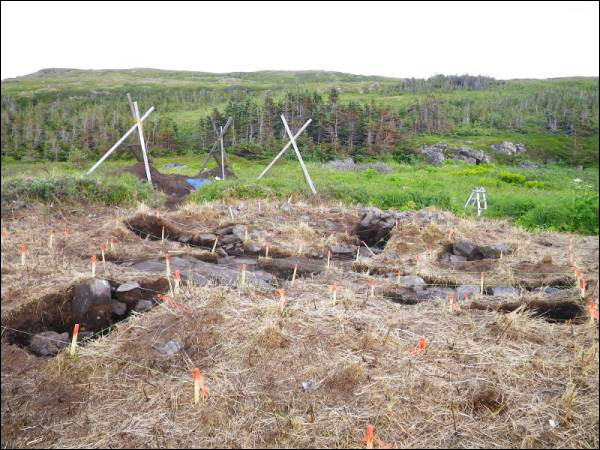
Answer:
[186,178,212,190]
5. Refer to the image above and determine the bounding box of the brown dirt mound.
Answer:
[127,162,193,198]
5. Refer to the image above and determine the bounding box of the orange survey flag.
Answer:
[362,424,375,449]
[411,337,427,356]
[588,301,599,321]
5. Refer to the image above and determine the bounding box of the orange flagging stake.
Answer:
[193,368,208,404]
[411,337,427,356]
[278,288,286,313]
[100,244,106,270]
[588,301,599,321]
[579,278,586,298]
[448,293,460,312]
[362,424,397,449]
[331,282,338,302]
[91,255,97,276]
[240,264,247,287]
[20,244,28,267]
[369,278,375,298]
[165,254,171,278]
[0,230,6,241]
[173,270,181,294]
[70,323,80,357]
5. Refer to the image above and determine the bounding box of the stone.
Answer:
[397,276,426,291]
[479,244,511,259]
[134,299,154,313]
[244,241,262,254]
[537,287,561,295]
[418,287,456,301]
[457,285,480,300]
[220,234,241,245]
[115,282,141,307]
[329,245,355,256]
[232,225,247,241]
[421,145,445,165]
[491,141,526,156]
[72,279,113,330]
[29,331,69,356]
[453,240,479,259]
[492,286,520,297]
[111,300,127,316]
[155,339,183,357]
[519,160,540,170]
[192,233,218,246]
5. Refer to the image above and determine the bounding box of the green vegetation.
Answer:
[2,155,597,235]
[2,69,598,166]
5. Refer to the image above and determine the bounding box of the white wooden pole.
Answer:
[133,101,153,187]
[199,117,233,173]
[258,119,312,180]
[281,115,317,195]
[86,106,155,175]
[220,125,225,180]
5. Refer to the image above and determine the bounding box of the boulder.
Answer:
[134,299,154,313]
[115,282,142,307]
[479,244,511,259]
[492,286,520,297]
[111,300,128,316]
[356,208,397,247]
[192,233,218,247]
[329,244,355,256]
[519,160,540,170]
[417,287,456,301]
[155,339,183,357]
[232,225,247,241]
[244,241,262,254]
[491,141,526,156]
[421,145,446,165]
[396,276,426,292]
[72,279,113,330]
[29,331,69,356]
[453,240,479,260]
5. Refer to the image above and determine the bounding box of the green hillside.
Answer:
[1,69,598,166]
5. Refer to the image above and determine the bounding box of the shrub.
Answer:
[525,181,546,189]
[498,171,526,184]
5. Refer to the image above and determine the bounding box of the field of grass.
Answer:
[2,154,598,235]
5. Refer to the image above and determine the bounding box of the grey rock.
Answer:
[193,233,218,246]
[232,225,247,241]
[134,299,154,313]
[244,241,262,254]
[537,287,562,295]
[491,141,526,156]
[162,163,186,169]
[418,287,456,301]
[453,240,479,259]
[220,234,241,245]
[72,279,113,330]
[115,282,141,306]
[280,202,293,212]
[329,245,355,255]
[155,339,183,357]
[29,331,70,356]
[397,276,426,292]
[492,286,520,297]
[479,244,511,259]
[519,160,540,170]
[421,146,446,165]
[457,285,480,300]
[111,300,128,316]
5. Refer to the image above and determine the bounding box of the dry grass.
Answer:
[1,200,599,449]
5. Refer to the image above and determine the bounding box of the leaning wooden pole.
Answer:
[258,119,312,180]
[281,115,317,195]
[133,101,153,187]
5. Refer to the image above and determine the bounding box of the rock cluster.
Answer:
[420,142,491,166]
[449,239,512,261]
[356,208,398,247]
[490,141,526,156]
[325,158,391,173]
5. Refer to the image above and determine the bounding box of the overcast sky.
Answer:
[1,1,598,80]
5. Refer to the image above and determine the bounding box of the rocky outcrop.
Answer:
[29,331,70,356]
[356,208,397,247]
[490,141,526,156]
[452,240,511,261]
[72,279,113,330]
[420,142,491,166]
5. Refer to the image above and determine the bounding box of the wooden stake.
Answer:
[579,278,586,298]
[297,243,303,255]
[280,115,317,194]
[397,270,401,285]
[193,368,207,404]
[70,323,79,357]
[240,264,246,287]
[20,244,28,267]
[355,247,360,262]
[331,282,337,303]
[265,246,270,259]
[48,230,54,249]
[361,240,376,256]
[165,254,171,278]
[278,289,286,313]
[174,270,181,295]
[291,264,298,285]
[480,272,484,296]
[100,245,106,271]
[211,237,219,254]
[327,250,331,270]
[161,226,165,244]
[369,278,375,298]
[91,255,96,277]
[110,238,115,252]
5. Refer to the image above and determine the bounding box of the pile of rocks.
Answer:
[192,224,249,257]
[420,143,491,166]
[441,239,512,262]
[325,158,391,174]
[28,278,155,356]
[490,141,526,156]
[356,208,398,247]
